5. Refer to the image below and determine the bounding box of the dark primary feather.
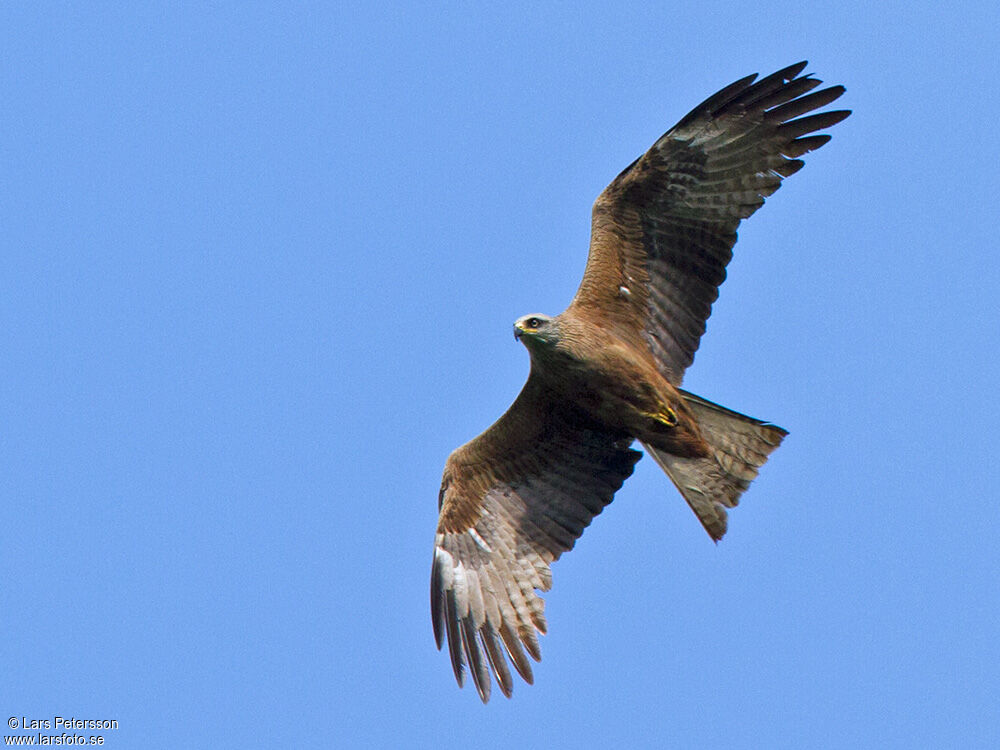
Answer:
[432,374,640,701]
[571,61,850,384]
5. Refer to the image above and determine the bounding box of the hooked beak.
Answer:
[513,324,523,342]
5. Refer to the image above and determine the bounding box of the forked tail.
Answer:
[642,390,787,541]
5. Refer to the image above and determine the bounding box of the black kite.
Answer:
[431,62,850,702]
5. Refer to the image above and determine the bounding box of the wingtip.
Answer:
[444,591,466,688]
[430,553,446,649]
[828,109,852,126]
[473,677,491,704]
[781,60,809,81]
[497,681,513,699]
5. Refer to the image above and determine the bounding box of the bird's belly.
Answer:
[545,354,655,432]
[538,343,706,455]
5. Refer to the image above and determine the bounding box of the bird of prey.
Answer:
[431,61,849,702]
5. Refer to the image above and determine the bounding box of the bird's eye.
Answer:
[527,318,541,329]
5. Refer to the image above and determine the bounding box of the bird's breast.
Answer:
[533,336,670,434]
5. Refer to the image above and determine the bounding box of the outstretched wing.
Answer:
[431,372,641,702]
[570,61,850,383]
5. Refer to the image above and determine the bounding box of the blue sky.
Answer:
[3,2,998,748]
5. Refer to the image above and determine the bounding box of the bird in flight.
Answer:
[431,61,850,702]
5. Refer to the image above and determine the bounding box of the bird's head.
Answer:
[513,314,558,349]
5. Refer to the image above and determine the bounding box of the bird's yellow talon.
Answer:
[643,408,678,428]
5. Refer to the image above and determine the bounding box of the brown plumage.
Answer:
[432,61,850,702]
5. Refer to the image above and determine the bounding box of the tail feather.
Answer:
[643,390,787,541]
